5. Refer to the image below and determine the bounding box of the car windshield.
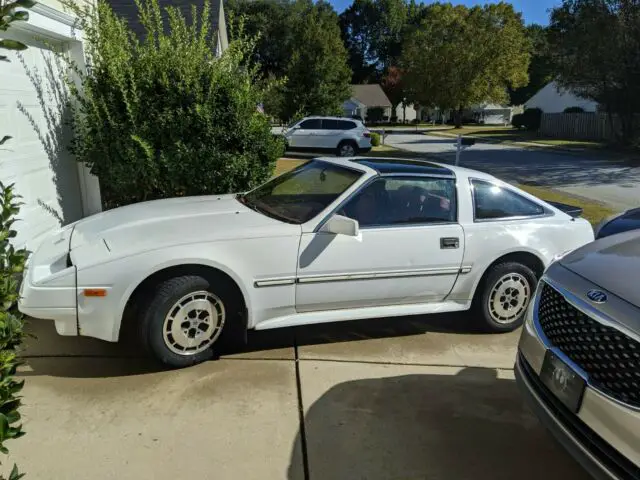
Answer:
[238,160,362,224]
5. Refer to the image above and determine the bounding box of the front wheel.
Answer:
[139,275,236,368]
[472,262,537,332]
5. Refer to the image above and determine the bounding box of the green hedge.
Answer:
[67,0,284,209]
[370,132,381,147]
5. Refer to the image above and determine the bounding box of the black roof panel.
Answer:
[352,158,454,177]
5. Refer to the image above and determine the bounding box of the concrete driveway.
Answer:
[11,314,587,480]
[385,133,640,211]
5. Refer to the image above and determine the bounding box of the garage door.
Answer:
[0,27,84,250]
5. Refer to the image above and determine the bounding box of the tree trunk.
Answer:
[454,107,464,129]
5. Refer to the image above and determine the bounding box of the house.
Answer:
[525,81,598,113]
[0,0,228,250]
[108,0,228,56]
[395,102,419,122]
[343,84,392,121]
[468,103,513,125]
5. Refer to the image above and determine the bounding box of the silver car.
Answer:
[515,229,640,480]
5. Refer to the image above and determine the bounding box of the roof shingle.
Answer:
[350,84,392,108]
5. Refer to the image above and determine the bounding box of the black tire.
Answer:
[336,140,358,157]
[139,274,242,368]
[472,262,537,333]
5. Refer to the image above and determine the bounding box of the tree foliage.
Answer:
[509,24,555,106]
[339,0,408,83]
[226,0,352,122]
[65,0,283,209]
[275,0,352,121]
[401,2,530,127]
[548,0,640,143]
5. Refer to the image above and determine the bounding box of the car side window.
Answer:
[322,119,339,129]
[337,120,356,130]
[340,177,457,227]
[471,179,545,220]
[299,119,321,129]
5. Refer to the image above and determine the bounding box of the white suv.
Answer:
[283,116,372,156]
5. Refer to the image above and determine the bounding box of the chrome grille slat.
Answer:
[537,282,640,408]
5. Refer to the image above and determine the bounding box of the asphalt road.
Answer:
[385,133,640,211]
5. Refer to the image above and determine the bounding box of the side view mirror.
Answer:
[320,214,359,237]
[292,125,301,130]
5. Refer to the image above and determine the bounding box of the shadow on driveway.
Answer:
[288,367,585,480]
[21,312,480,378]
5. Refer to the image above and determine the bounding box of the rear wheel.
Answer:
[472,262,536,332]
[337,140,358,157]
[139,274,241,368]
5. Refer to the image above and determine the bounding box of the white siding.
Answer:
[0,4,100,250]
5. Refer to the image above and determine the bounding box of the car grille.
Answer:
[537,282,640,408]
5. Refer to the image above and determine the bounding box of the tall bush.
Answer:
[66,0,284,209]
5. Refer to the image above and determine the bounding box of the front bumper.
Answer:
[516,267,640,480]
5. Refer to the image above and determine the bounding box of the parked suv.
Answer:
[516,229,640,480]
[283,116,372,156]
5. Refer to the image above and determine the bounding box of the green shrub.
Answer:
[366,107,385,123]
[370,132,381,147]
[0,183,27,480]
[522,108,543,131]
[511,113,525,129]
[564,106,585,113]
[66,0,284,210]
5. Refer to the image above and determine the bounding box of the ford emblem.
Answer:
[587,290,607,303]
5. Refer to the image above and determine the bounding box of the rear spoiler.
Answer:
[548,201,583,218]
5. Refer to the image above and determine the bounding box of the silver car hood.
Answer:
[560,229,640,308]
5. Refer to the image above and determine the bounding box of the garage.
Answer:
[0,2,100,250]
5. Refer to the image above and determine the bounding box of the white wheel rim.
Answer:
[340,144,355,156]
[162,290,225,355]
[487,273,531,324]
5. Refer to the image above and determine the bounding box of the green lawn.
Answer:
[517,184,614,225]
[428,125,607,151]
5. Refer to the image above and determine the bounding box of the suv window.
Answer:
[471,179,545,220]
[337,120,357,130]
[322,119,339,129]
[340,177,456,227]
[299,119,321,129]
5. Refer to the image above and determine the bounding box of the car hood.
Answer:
[70,194,298,254]
[560,229,640,308]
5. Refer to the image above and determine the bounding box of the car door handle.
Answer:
[440,237,459,249]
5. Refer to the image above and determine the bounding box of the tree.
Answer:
[278,0,352,121]
[225,0,293,79]
[401,3,530,128]
[548,0,640,144]
[509,24,555,106]
[381,65,405,117]
[339,0,408,83]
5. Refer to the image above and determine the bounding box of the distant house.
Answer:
[343,85,392,120]
[468,103,513,125]
[108,0,229,56]
[525,81,598,113]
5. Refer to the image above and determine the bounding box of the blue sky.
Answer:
[328,0,563,25]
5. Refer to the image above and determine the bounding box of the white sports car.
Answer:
[20,157,595,367]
